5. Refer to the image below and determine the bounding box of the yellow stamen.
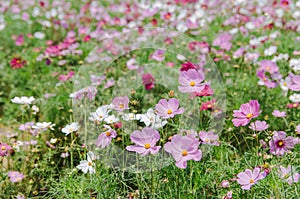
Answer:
[88,162,93,166]
[190,81,195,87]
[278,141,283,146]
[119,103,124,109]
[182,150,188,156]
[249,179,254,183]
[106,131,111,137]
[167,109,173,114]
[1,146,6,150]
[144,143,151,149]
[246,113,253,119]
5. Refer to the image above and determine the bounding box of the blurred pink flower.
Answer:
[96,125,117,148]
[15,34,24,46]
[112,96,129,112]
[142,73,155,90]
[277,165,299,185]
[272,110,286,117]
[269,131,296,156]
[0,143,13,157]
[151,49,165,61]
[199,131,219,146]
[249,121,269,131]
[287,73,300,91]
[7,171,24,183]
[178,69,205,93]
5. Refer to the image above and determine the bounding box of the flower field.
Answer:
[1,0,300,198]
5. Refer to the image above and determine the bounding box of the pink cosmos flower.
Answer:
[126,127,161,156]
[90,74,106,86]
[96,125,117,148]
[164,134,202,169]
[269,131,297,156]
[178,69,205,93]
[188,41,210,53]
[277,165,300,185]
[112,96,129,112]
[0,143,13,157]
[199,131,219,146]
[249,121,269,131]
[213,32,233,51]
[237,167,265,190]
[296,125,300,134]
[69,86,97,101]
[232,100,261,127]
[257,60,282,88]
[15,34,24,46]
[126,58,139,70]
[233,47,245,59]
[58,71,74,82]
[287,73,300,91]
[155,98,185,119]
[142,73,155,90]
[194,84,214,97]
[272,110,286,117]
[10,58,26,69]
[151,49,165,61]
[200,99,217,111]
[7,171,25,183]
[104,78,115,89]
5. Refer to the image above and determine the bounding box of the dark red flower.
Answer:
[10,58,26,69]
[180,61,197,71]
[142,73,155,90]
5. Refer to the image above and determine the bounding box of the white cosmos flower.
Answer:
[76,151,96,174]
[104,115,119,124]
[280,77,291,91]
[264,46,277,56]
[61,122,80,136]
[11,96,35,105]
[136,108,167,129]
[122,113,137,121]
[289,94,300,103]
[32,122,55,130]
[89,105,111,123]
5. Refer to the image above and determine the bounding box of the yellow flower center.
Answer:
[190,81,195,87]
[283,82,287,86]
[1,146,6,150]
[182,150,188,156]
[278,141,283,146]
[144,143,151,149]
[106,131,111,137]
[70,128,74,132]
[293,103,298,108]
[167,109,173,114]
[249,179,254,183]
[266,66,270,71]
[205,139,209,142]
[246,113,253,119]
[119,103,124,109]
[207,104,212,108]
[88,161,93,166]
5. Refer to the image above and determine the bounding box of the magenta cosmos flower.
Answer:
[0,143,13,157]
[155,98,185,119]
[164,134,202,169]
[126,127,161,156]
[7,171,25,183]
[112,96,129,112]
[96,125,117,148]
[142,73,155,90]
[277,165,300,185]
[178,69,205,93]
[287,73,300,91]
[249,121,269,131]
[269,131,296,156]
[232,100,261,127]
[199,131,219,146]
[237,167,265,190]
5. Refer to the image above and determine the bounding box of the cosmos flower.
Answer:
[7,171,25,183]
[277,165,300,185]
[89,105,111,123]
[58,71,74,82]
[257,60,282,88]
[90,74,106,86]
[180,61,197,72]
[10,57,26,69]
[0,143,13,157]
[69,86,98,101]
[126,58,139,70]
[164,134,202,169]
[142,73,156,90]
[76,151,96,174]
[96,125,117,148]
[272,110,286,117]
[286,73,300,91]
[136,108,167,129]
[126,127,161,156]
[155,98,184,119]
[269,131,296,156]
[11,96,35,105]
[200,99,217,111]
[289,93,300,103]
[112,96,129,112]
[151,49,165,61]
[213,32,233,50]
[232,100,261,127]
[237,167,265,190]
[61,122,80,136]
[249,121,269,131]
[178,69,205,93]
[32,122,55,131]
[199,131,219,146]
